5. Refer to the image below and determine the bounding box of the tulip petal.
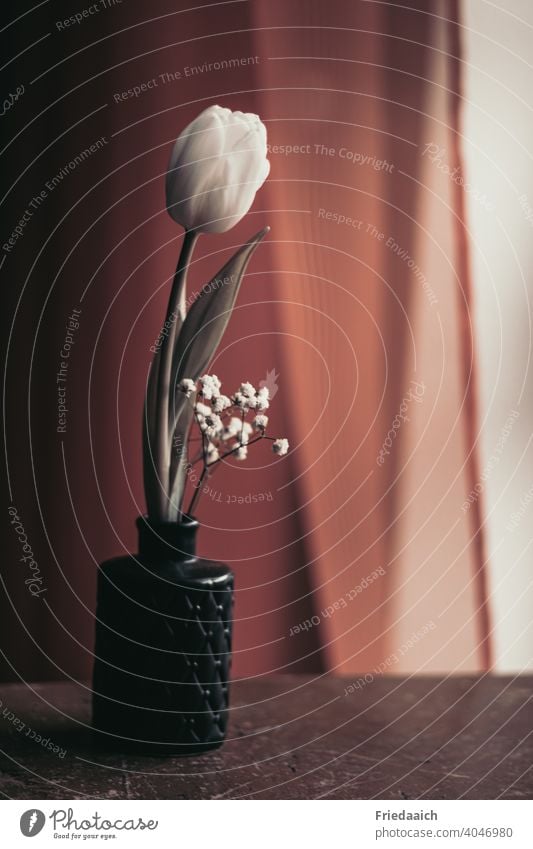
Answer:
[166,108,228,222]
[165,105,270,233]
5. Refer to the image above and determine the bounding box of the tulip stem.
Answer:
[153,229,198,520]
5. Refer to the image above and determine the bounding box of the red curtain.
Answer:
[1,0,489,683]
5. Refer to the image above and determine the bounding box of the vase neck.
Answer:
[136,515,198,561]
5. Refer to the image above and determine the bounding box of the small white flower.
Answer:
[204,413,223,439]
[240,381,256,398]
[194,402,211,418]
[253,414,269,431]
[232,391,251,410]
[255,393,270,411]
[222,416,243,439]
[238,421,253,444]
[212,394,231,413]
[178,378,196,397]
[206,443,220,463]
[235,445,248,461]
[272,438,289,456]
[205,412,222,428]
[199,374,221,401]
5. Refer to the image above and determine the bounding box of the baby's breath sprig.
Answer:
[178,374,289,515]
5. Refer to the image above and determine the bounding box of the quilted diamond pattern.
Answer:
[92,554,234,755]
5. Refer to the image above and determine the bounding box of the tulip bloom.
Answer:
[166,105,270,233]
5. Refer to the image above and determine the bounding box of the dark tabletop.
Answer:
[0,675,531,799]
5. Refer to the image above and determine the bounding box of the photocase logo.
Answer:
[259,368,279,399]
[20,809,46,837]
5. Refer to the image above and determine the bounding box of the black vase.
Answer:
[92,515,233,756]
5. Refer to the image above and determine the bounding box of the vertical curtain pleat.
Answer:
[1,0,490,681]
[250,0,490,672]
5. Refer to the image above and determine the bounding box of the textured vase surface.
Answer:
[92,515,233,755]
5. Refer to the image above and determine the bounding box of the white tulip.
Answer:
[166,105,270,234]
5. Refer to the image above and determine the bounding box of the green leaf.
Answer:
[167,226,269,517]
[167,401,195,521]
[142,350,163,519]
[170,226,269,413]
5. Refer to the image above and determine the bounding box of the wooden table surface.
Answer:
[0,675,531,800]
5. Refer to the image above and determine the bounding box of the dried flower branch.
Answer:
[177,375,289,515]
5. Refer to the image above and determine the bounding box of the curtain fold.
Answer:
[249,0,490,672]
[0,0,490,682]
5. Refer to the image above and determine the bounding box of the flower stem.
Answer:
[153,230,197,520]
[214,435,263,463]
[187,434,267,515]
